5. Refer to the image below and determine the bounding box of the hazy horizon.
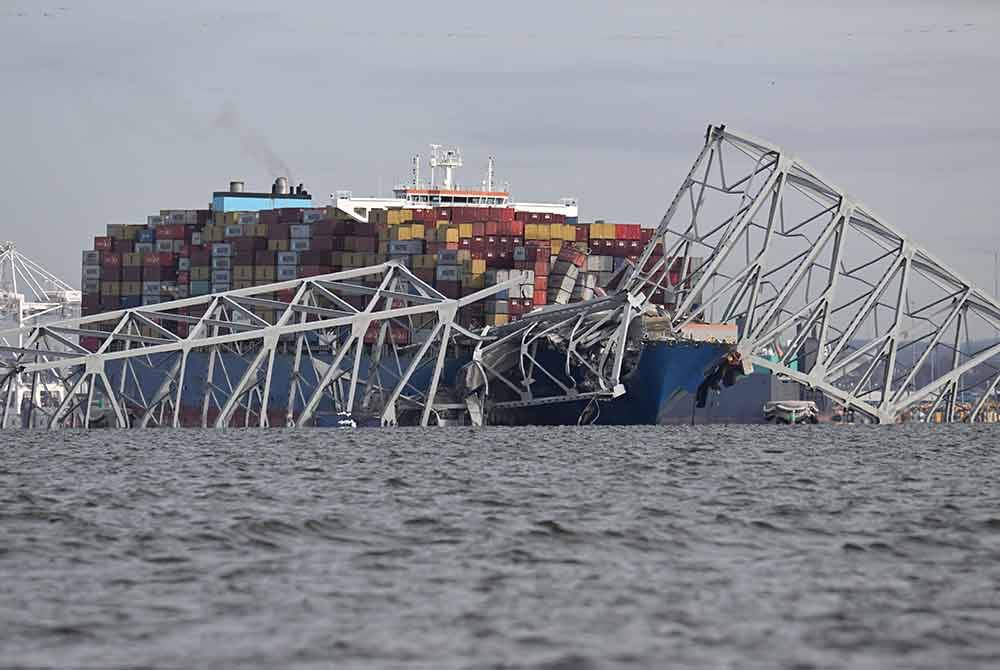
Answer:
[2,0,998,291]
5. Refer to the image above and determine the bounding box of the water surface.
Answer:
[2,425,999,668]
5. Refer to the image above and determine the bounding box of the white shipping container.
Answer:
[212,257,231,270]
[289,238,311,252]
[277,266,297,281]
[156,240,175,253]
[290,224,312,239]
[436,266,460,282]
[212,270,232,283]
[211,283,231,294]
[147,215,164,227]
[276,251,298,266]
[82,279,100,294]
[173,240,184,253]
[190,231,202,246]
[82,250,101,265]
[586,254,613,273]
[212,243,232,257]
[142,281,161,295]
[238,212,259,225]
[224,225,244,238]
[81,266,102,280]
[134,242,155,254]
[302,209,325,223]
[142,295,162,306]
[177,258,191,271]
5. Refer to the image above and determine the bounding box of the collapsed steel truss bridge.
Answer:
[625,125,1000,423]
[0,263,519,429]
[2,125,998,428]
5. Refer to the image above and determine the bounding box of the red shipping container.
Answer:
[190,248,211,265]
[311,236,335,252]
[471,250,485,260]
[575,225,589,242]
[459,237,471,249]
[267,223,289,239]
[472,222,486,237]
[276,289,297,303]
[436,208,451,221]
[485,222,499,236]
[158,224,187,240]
[534,276,548,291]
[278,208,303,223]
[437,281,461,299]
[258,210,278,226]
[112,239,133,253]
[510,221,524,237]
[533,289,547,305]
[94,236,112,251]
[233,251,254,265]
[101,253,122,268]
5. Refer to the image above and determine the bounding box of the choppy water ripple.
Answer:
[2,425,999,668]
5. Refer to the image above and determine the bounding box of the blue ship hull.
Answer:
[491,339,734,426]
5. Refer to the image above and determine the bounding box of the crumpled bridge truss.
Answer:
[625,125,1000,423]
[0,263,519,429]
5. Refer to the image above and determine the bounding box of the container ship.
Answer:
[75,148,776,425]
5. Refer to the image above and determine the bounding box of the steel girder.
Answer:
[0,262,520,429]
[454,294,641,425]
[624,125,1000,423]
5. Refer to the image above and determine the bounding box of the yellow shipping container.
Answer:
[387,209,408,226]
[463,274,486,290]
[471,259,487,275]
[191,267,211,281]
[563,224,577,241]
[457,249,472,264]
[550,223,563,241]
[268,239,289,252]
[101,281,121,296]
[398,226,412,241]
[123,252,143,267]
[234,281,254,290]
[121,282,141,296]
[213,211,226,226]
[254,266,276,281]
[369,209,388,226]
[552,240,563,255]
[525,223,539,240]
[254,223,268,238]
[234,266,254,281]
[589,223,603,239]
[446,227,459,244]
[537,224,550,240]
[411,223,424,239]
[124,225,144,241]
[459,223,473,238]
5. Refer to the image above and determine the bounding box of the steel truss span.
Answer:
[627,125,1000,423]
[0,263,520,429]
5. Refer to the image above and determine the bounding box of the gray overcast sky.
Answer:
[2,0,998,290]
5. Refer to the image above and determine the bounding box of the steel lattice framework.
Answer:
[0,262,519,429]
[625,125,1000,423]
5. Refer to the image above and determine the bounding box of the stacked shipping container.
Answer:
[80,204,688,348]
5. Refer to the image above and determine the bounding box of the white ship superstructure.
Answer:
[333,146,578,223]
